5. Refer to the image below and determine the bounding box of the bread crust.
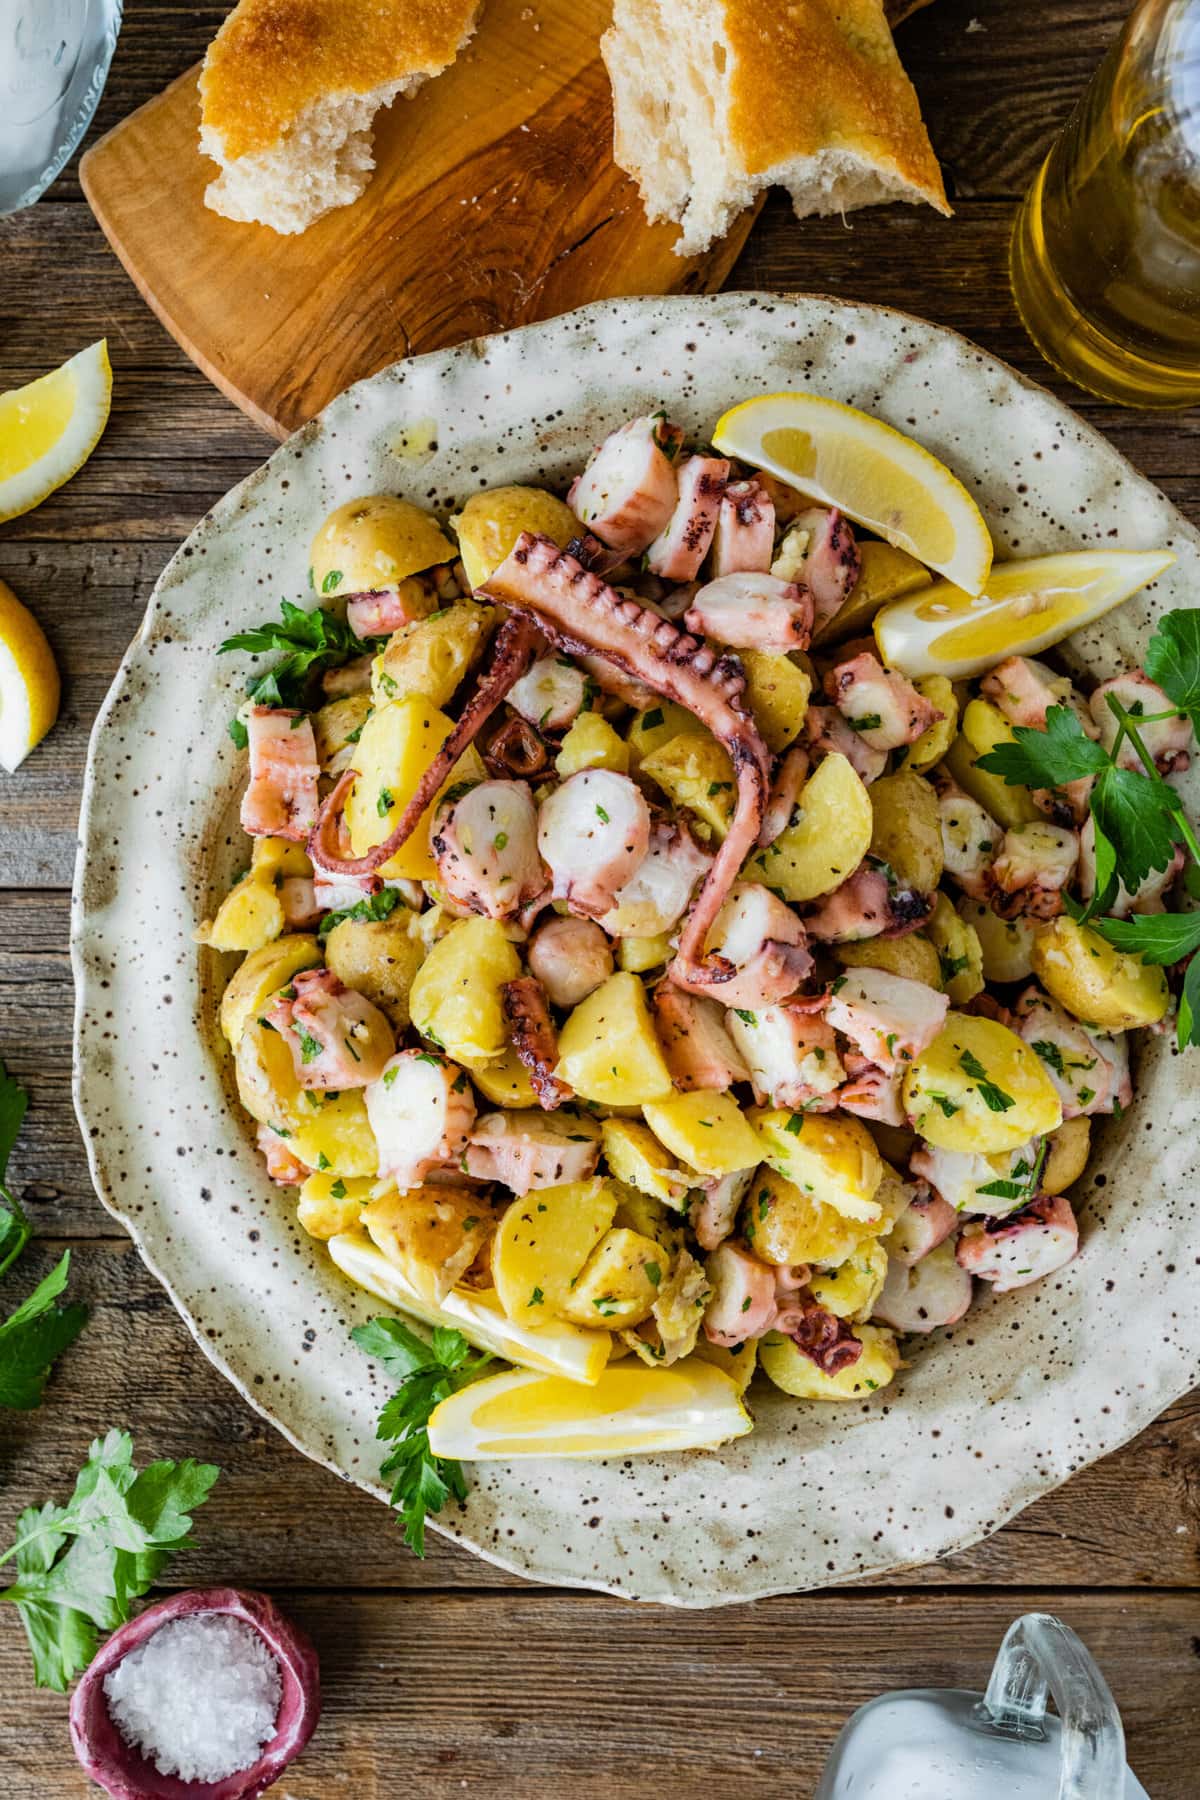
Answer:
[723,0,947,209]
[201,0,481,161]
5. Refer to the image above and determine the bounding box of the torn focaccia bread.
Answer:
[200,0,483,235]
[601,0,949,256]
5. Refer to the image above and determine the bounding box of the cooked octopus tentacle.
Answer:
[307,611,540,875]
[502,976,571,1111]
[480,533,772,989]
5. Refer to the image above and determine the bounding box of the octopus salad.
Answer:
[207,399,1190,1432]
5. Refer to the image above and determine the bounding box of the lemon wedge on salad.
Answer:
[427,1359,753,1460]
[874,548,1176,680]
[712,392,993,596]
[0,340,112,524]
[0,578,60,772]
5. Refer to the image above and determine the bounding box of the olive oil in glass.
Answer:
[1011,0,1200,407]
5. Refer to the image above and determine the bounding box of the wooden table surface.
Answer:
[2,1,1198,1793]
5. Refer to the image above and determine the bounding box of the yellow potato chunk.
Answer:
[250,837,313,882]
[312,693,372,768]
[289,1089,379,1178]
[752,1109,884,1225]
[452,485,580,593]
[942,699,1041,830]
[372,602,494,711]
[627,700,699,768]
[296,1173,373,1241]
[925,892,984,1004]
[555,711,630,776]
[492,1177,619,1327]
[745,750,873,901]
[611,1187,688,1257]
[759,1324,901,1399]
[836,932,943,989]
[739,649,812,752]
[324,916,425,1032]
[1041,1116,1091,1194]
[559,1227,663,1328]
[219,934,322,1046]
[556,972,674,1105]
[616,933,672,973]
[1031,916,1169,1030]
[902,1010,1062,1153]
[640,732,736,840]
[746,1167,878,1266]
[601,1118,690,1205]
[868,769,943,890]
[813,540,930,646]
[471,1045,537,1108]
[197,877,284,953]
[641,1092,762,1177]
[362,1185,492,1302]
[808,1242,888,1320]
[901,675,957,773]
[345,694,486,881]
[409,916,523,1069]
[957,897,1040,985]
[235,1017,307,1133]
[311,494,454,594]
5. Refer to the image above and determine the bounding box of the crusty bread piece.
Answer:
[200,0,482,235]
[602,0,949,256]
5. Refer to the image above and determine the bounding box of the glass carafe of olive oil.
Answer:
[1011,0,1200,407]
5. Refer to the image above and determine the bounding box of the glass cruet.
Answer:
[814,1612,1151,1799]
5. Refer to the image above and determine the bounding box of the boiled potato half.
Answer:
[925,892,984,1004]
[219,934,322,1045]
[311,494,454,594]
[640,732,737,840]
[559,1227,663,1328]
[942,698,1040,830]
[452,485,580,593]
[642,1092,762,1177]
[373,602,494,711]
[409,916,523,1069]
[902,1010,1062,1153]
[759,1324,901,1398]
[556,972,674,1106]
[813,540,930,645]
[748,1166,880,1267]
[751,1108,884,1225]
[868,768,943,890]
[344,694,485,881]
[324,914,425,1032]
[197,876,284,954]
[738,649,812,752]
[1032,916,1169,1030]
[901,674,958,773]
[745,751,872,901]
[492,1177,619,1327]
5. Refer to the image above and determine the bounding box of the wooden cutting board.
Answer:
[80,0,931,440]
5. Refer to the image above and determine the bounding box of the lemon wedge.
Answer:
[0,578,60,772]
[0,340,112,524]
[874,548,1176,680]
[327,1230,611,1386]
[427,1358,753,1460]
[712,392,993,596]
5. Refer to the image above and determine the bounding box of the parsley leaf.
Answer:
[317,887,403,939]
[0,1253,88,1411]
[0,1431,220,1690]
[1085,910,1200,964]
[958,1049,1015,1114]
[219,597,384,729]
[977,705,1109,788]
[1144,611,1200,731]
[1178,953,1200,1049]
[0,1061,30,1279]
[1091,764,1181,891]
[352,1317,491,1557]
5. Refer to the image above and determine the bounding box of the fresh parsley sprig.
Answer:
[220,599,384,747]
[0,1430,220,1690]
[976,609,1200,1047]
[353,1317,491,1557]
[0,1061,88,1410]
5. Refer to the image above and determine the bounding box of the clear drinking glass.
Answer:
[814,1612,1151,1799]
[0,0,122,216]
[1011,0,1200,407]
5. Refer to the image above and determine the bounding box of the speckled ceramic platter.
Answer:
[72,292,1200,1606]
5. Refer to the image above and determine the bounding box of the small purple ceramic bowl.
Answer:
[68,1588,320,1800]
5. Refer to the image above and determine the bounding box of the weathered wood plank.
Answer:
[1,1240,1197,1595]
[2,1588,1196,1798]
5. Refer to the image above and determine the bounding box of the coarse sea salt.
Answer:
[103,1613,282,1783]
